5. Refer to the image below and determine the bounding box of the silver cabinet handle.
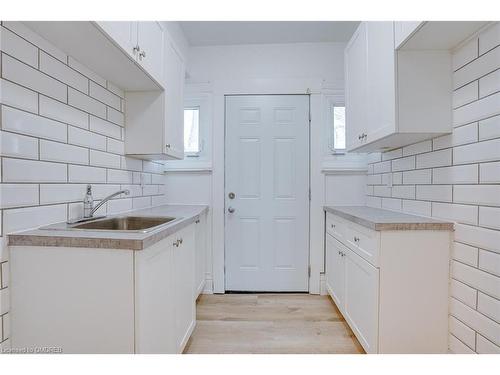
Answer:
[133,45,140,54]
[166,144,171,149]
[228,206,235,213]
[173,240,179,247]
[179,238,183,245]
[139,50,146,60]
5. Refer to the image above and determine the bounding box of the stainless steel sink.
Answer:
[71,216,177,232]
[40,216,179,233]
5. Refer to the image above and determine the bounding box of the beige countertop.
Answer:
[8,204,208,250]
[324,206,454,231]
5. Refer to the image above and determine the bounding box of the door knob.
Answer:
[228,206,235,213]
[228,192,235,199]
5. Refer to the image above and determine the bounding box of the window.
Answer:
[328,104,346,153]
[184,107,201,156]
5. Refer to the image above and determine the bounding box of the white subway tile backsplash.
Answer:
[382,148,402,161]
[452,37,478,71]
[107,138,125,155]
[449,333,475,354]
[451,278,477,309]
[476,335,500,354]
[480,161,500,183]
[142,185,160,196]
[391,185,415,199]
[453,91,500,127]
[402,169,431,184]
[454,46,500,90]
[381,197,402,211]
[454,138,500,164]
[433,122,478,150]
[67,56,107,86]
[477,292,500,325]
[452,260,500,300]
[107,169,133,184]
[132,196,152,209]
[478,115,500,141]
[416,185,452,202]
[107,106,125,127]
[2,106,67,142]
[392,156,415,171]
[123,157,144,172]
[479,206,500,229]
[39,51,88,93]
[40,184,86,204]
[2,21,67,63]
[478,250,500,277]
[39,95,89,130]
[454,185,500,206]
[68,165,106,183]
[402,199,431,216]
[68,88,106,118]
[3,204,66,233]
[143,161,163,174]
[0,130,38,159]
[107,198,133,215]
[402,140,432,156]
[0,26,38,68]
[433,203,478,226]
[106,81,124,99]
[449,316,476,350]
[68,126,106,151]
[89,81,120,110]
[479,23,500,55]
[68,200,106,221]
[432,164,479,184]
[2,53,67,102]
[373,161,391,174]
[392,172,402,185]
[0,288,10,315]
[479,68,500,98]
[452,242,479,266]
[367,174,382,185]
[373,186,391,197]
[2,158,67,183]
[367,153,382,164]
[0,79,38,114]
[366,196,382,208]
[453,81,478,108]
[90,116,122,139]
[40,140,89,165]
[0,184,39,208]
[416,149,452,169]
[450,297,500,346]
[89,150,121,169]
[455,223,500,254]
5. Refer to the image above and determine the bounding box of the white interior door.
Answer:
[225,95,310,292]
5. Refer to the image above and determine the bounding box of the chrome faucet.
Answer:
[83,185,130,218]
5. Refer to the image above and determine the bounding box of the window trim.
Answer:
[327,97,346,155]
[184,106,202,157]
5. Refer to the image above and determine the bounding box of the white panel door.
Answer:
[225,95,310,292]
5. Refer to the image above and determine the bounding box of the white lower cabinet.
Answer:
[343,247,379,353]
[194,212,207,298]
[10,221,202,354]
[325,212,450,353]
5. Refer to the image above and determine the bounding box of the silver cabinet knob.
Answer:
[139,50,146,60]
[179,238,183,244]
[166,144,171,149]
[133,45,140,54]
[228,206,235,213]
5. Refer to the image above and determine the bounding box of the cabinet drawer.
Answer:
[326,213,346,240]
[344,221,380,267]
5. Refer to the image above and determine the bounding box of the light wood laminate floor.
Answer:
[184,293,364,354]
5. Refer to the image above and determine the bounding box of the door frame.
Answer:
[223,94,311,292]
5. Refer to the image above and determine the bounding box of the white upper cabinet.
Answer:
[394,22,423,49]
[97,21,164,85]
[124,30,185,160]
[345,21,452,152]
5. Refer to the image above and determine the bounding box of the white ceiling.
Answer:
[178,21,360,46]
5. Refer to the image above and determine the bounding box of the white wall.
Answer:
[165,41,366,294]
[0,22,168,350]
[365,23,500,354]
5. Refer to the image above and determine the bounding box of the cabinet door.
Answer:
[343,246,379,353]
[97,21,138,59]
[365,22,396,143]
[173,224,196,353]
[163,35,185,159]
[134,238,176,353]
[195,214,207,298]
[137,22,164,83]
[325,234,345,310]
[345,22,367,150]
